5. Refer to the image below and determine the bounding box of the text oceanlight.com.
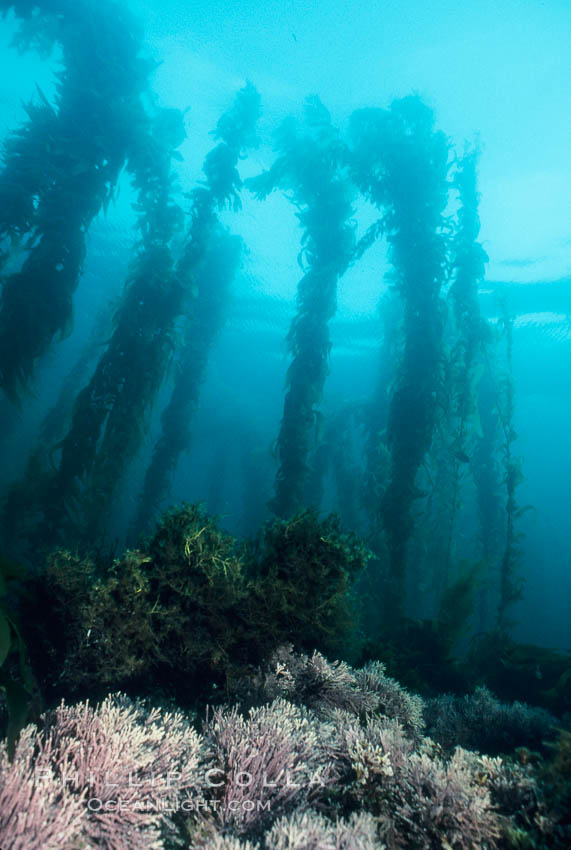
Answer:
[86,798,273,813]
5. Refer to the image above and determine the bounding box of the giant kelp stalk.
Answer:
[39,302,112,446]
[133,234,241,534]
[0,2,61,260]
[0,305,112,554]
[404,152,489,619]
[446,151,506,628]
[0,98,57,270]
[350,97,450,626]
[362,290,401,550]
[248,97,355,518]
[432,150,490,597]
[309,402,367,533]
[0,0,150,402]
[356,291,400,639]
[472,365,503,631]
[496,304,524,631]
[133,83,260,537]
[36,106,186,544]
[449,151,488,370]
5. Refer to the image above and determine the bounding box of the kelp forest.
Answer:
[0,2,570,849]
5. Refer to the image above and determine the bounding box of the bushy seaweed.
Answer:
[245,510,370,659]
[20,504,369,706]
[21,505,247,703]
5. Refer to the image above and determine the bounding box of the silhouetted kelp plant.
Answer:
[1,9,570,837]
[0,0,151,403]
[349,98,450,627]
[2,101,187,547]
[247,96,355,519]
[133,82,260,538]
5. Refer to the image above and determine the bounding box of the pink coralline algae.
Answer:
[200,698,337,835]
[0,693,204,850]
[235,645,424,738]
[264,809,383,850]
[0,649,559,850]
[192,810,382,850]
[0,724,85,850]
[328,711,501,849]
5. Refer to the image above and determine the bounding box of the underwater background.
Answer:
[1,0,570,646]
[0,1,570,848]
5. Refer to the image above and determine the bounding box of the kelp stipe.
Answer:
[248,96,355,518]
[421,149,491,606]
[132,232,241,538]
[449,151,503,629]
[27,106,187,547]
[472,365,504,631]
[350,96,450,627]
[303,400,369,534]
[0,99,57,268]
[357,290,401,640]
[38,302,113,447]
[133,83,260,538]
[362,291,402,540]
[496,302,526,631]
[0,0,150,403]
